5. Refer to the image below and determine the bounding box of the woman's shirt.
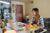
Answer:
[32,16,44,28]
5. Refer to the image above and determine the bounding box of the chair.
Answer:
[5,30,16,33]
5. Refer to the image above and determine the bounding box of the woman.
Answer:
[30,8,44,29]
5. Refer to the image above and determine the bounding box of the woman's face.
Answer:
[32,10,36,16]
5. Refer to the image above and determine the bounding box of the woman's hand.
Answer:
[33,24,43,29]
[38,26,43,29]
[28,20,32,25]
[33,24,38,28]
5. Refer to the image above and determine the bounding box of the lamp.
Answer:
[0,1,10,4]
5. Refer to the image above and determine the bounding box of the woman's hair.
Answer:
[32,8,39,11]
[32,8,40,24]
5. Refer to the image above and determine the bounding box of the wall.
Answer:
[11,1,25,20]
[25,0,50,18]
[25,2,33,19]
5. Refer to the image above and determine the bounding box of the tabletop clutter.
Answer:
[12,21,47,33]
[0,19,47,33]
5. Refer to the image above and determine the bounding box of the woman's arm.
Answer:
[8,19,15,30]
[40,17,44,29]
[28,19,33,25]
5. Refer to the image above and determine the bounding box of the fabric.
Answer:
[32,16,44,28]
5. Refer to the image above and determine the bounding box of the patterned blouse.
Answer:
[32,16,44,28]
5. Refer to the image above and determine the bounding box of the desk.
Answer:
[16,31,27,33]
[6,22,47,33]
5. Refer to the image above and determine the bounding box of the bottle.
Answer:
[2,28,6,33]
[26,25,30,33]
[0,22,2,28]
